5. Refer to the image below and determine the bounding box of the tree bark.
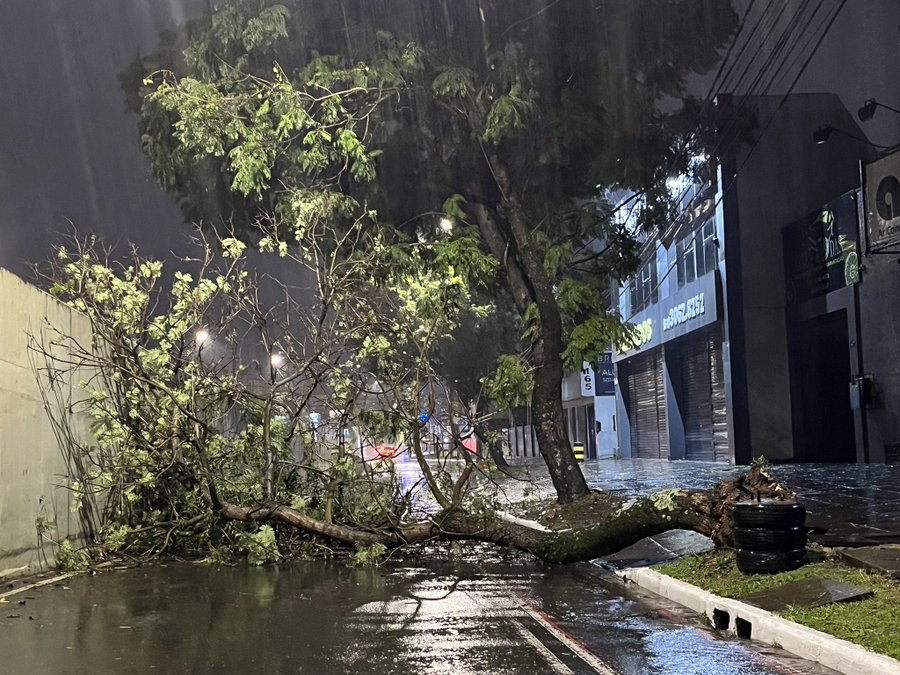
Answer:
[474,155,591,503]
[217,466,790,563]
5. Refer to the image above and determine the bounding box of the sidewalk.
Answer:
[576,459,900,675]
[578,458,900,547]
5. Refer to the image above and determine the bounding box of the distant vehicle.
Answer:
[359,442,404,464]
[373,444,402,459]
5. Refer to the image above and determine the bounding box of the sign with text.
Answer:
[783,191,860,306]
[656,271,720,343]
[596,353,615,396]
[580,361,595,396]
[613,271,720,361]
[866,149,900,251]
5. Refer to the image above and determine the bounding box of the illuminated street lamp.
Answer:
[195,328,210,346]
[438,217,454,235]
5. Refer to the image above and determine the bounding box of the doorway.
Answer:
[788,310,855,462]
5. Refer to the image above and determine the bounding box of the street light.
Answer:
[194,329,210,346]
[438,217,454,235]
[813,125,834,145]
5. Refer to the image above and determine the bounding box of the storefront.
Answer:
[618,348,667,458]
[615,270,728,461]
[666,323,729,462]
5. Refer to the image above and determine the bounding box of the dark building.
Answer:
[615,94,874,464]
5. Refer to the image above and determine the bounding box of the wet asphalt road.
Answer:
[0,560,837,675]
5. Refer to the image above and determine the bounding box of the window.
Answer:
[676,218,717,288]
[628,255,658,315]
[701,219,717,273]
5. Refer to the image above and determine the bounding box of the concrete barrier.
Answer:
[619,566,900,675]
[0,268,92,577]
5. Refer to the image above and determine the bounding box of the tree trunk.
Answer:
[531,367,590,503]
[488,155,591,503]
[217,466,791,563]
[470,196,590,503]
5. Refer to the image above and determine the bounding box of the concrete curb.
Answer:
[617,567,900,675]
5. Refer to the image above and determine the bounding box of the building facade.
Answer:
[614,94,874,464]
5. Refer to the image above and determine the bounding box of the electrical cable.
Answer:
[612,0,809,256]
[619,0,848,324]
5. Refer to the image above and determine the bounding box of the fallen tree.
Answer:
[219,466,791,564]
[31,2,786,567]
[34,234,791,567]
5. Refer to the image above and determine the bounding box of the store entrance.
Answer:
[623,349,668,459]
[788,310,855,462]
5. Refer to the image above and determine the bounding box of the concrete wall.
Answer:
[0,268,92,577]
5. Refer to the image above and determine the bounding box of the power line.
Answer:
[620,0,811,252]
[617,0,815,307]
[599,0,768,235]
[619,0,849,324]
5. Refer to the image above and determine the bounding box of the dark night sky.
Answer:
[0,0,897,281]
[0,0,218,278]
[726,0,899,139]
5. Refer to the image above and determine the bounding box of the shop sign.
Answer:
[580,361,595,397]
[657,271,720,342]
[596,353,615,396]
[613,272,720,362]
[865,149,900,251]
[663,292,706,332]
[783,191,859,306]
[616,317,653,354]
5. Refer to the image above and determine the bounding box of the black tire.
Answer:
[735,547,806,574]
[733,526,807,551]
[732,502,806,529]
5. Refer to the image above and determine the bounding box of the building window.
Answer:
[676,218,717,288]
[628,254,658,315]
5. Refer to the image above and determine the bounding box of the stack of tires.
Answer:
[732,499,807,574]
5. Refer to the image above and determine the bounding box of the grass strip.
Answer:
[657,548,900,660]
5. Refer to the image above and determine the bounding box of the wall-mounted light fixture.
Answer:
[812,124,898,151]
[858,98,900,122]
[813,125,834,145]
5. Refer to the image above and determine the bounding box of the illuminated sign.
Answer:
[618,318,653,353]
[783,191,860,305]
[613,271,720,363]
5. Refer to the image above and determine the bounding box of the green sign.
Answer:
[783,191,859,306]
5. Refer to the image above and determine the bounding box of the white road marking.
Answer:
[514,620,575,675]
[518,598,617,675]
[0,573,77,600]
